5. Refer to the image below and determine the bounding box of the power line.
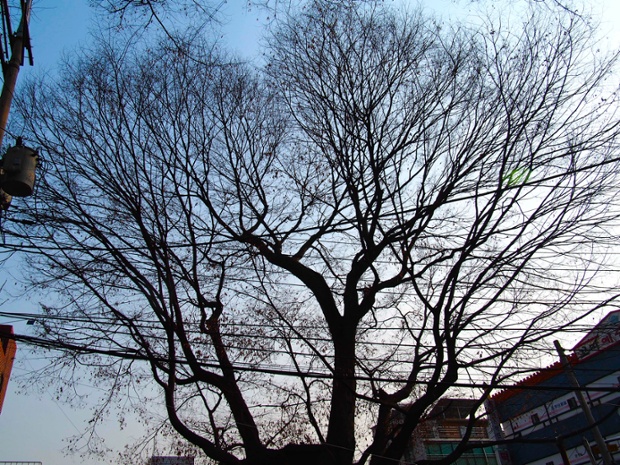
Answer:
[7,330,620,396]
[0,311,606,361]
[0,310,609,333]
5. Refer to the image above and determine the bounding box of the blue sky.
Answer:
[1,1,620,465]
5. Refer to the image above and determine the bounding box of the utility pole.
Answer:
[554,340,614,465]
[555,436,571,465]
[0,0,33,149]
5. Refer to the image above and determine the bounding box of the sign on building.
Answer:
[573,310,620,360]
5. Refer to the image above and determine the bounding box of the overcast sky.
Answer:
[1,1,619,465]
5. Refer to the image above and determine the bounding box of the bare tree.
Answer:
[89,0,219,23]
[7,1,620,464]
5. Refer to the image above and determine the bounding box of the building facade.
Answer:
[0,324,16,415]
[487,311,620,465]
[400,398,500,465]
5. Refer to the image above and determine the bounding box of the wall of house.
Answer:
[406,399,500,465]
[489,342,620,465]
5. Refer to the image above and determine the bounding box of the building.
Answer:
[0,324,17,415]
[150,457,194,465]
[487,311,620,465]
[0,462,42,465]
[398,398,500,465]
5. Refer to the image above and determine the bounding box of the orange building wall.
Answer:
[0,324,17,415]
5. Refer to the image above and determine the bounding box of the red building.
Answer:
[0,324,16,414]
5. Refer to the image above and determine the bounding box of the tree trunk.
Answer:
[326,327,357,465]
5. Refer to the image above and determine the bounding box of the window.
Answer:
[568,397,578,410]
[531,413,540,425]
[426,444,498,465]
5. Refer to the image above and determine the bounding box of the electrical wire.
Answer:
[0,310,607,363]
[6,326,620,396]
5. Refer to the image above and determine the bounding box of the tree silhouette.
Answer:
[8,2,620,464]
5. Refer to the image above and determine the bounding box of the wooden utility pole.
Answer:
[555,436,571,465]
[554,340,614,465]
[0,0,32,149]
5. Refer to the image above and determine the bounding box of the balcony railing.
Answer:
[419,425,489,440]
